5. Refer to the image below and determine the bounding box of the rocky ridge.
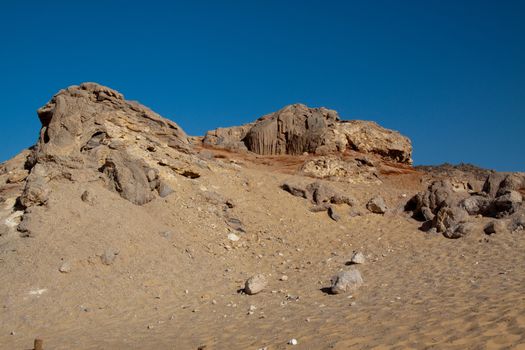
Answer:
[203,103,412,164]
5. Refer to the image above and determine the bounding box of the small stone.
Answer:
[484,221,506,235]
[280,275,289,281]
[159,231,173,239]
[330,268,364,294]
[158,181,174,198]
[101,248,119,265]
[328,206,341,221]
[58,262,71,273]
[350,251,365,264]
[81,190,95,204]
[244,274,267,295]
[288,338,298,345]
[366,195,388,214]
[227,233,240,242]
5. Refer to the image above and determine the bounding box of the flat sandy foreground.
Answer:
[0,154,524,350]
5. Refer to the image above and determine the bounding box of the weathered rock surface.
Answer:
[366,195,388,214]
[300,156,381,184]
[244,274,267,295]
[18,82,193,207]
[330,268,363,294]
[350,251,366,265]
[204,103,412,164]
[407,172,524,238]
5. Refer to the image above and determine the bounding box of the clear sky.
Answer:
[1,0,524,171]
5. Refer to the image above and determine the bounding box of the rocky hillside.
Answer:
[0,83,524,349]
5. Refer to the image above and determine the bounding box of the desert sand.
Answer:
[0,83,523,350]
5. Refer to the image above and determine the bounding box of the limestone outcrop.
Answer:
[20,82,193,206]
[203,103,412,164]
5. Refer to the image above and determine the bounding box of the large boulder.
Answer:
[19,82,191,207]
[203,104,412,164]
[406,180,463,220]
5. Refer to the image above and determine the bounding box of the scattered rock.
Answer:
[59,262,72,273]
[247,305,257,315]
[282,180,355,210]
[460,195,490,215]
[490,190,522,217]
[509,212,525,232]
[281,181,309,199]
[227,233,240,242]
[226,217,245,232]
[101,248,119,265]
[280,275,289,281]
[350,251,365,264]
[309,203,331,212]
[288,338,298,346]
[366,195,387,214]
[330,268,363,294]
[442,222,474,239]
[244,274,267,295]
[327,206,341,221]
[158,181,174,198]
[484,221,506,235]
[406,180,459,219]
[81,190,95,204]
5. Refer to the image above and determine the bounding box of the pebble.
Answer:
[227,233,240,242]
[288,338,298,345]
[350,251,365,264]
[100,248,119,265]
[248,305,257,315]
[280,275,289,281]
[58,261,71,273]
[244,274,267,295]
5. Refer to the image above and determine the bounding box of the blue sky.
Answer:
[1,0,524,171]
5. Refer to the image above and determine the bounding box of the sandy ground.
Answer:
[0,152,524,350]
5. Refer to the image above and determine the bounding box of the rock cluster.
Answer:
[203,103,412,164]
[281,180,355,219]
[406,173,524,238]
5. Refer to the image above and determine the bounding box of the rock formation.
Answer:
[19,82,194,207]
[406,173,524,238]
[203,103,412,164]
